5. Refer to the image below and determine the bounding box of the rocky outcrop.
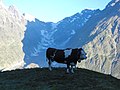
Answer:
[0,2,26,71]
[25,63,39,69]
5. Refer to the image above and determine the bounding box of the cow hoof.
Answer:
[66,72,74,74]
[66,71,73,74]
[71,70,74,74]
[66,71,70,74]
[49,69,52,71]
[49,67,52,71]
[66,69,70,74]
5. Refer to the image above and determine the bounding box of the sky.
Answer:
[3,0,112,22]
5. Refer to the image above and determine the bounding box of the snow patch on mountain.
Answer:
[111,0,119,6]
[25,63,39,69]
[51,23,58,29]
[23,13,35,22]
[106,0,120,8]
[71,30,75,35]
[60,37,71,47]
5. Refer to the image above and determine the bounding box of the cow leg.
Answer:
[66,64,71,73]
[74,65,77,71]
[70,65,74,73]
[48,59,52,71]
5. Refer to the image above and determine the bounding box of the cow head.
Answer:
[78,48,87,62]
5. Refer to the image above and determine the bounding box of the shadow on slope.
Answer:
[0,68,120,90]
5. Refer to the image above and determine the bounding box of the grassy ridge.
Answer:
[0,68,120,90]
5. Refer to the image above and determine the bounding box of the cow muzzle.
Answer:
[78,59,81,63]
[80,55,87,60]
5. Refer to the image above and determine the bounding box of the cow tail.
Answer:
[46,58,47,61]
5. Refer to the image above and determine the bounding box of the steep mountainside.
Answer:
[22,19,55,67]
[0,2,26,71]
[67,0,120,79]
[53,9,100,47]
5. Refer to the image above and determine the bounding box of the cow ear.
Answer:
[79,48,82,50]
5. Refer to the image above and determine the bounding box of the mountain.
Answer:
[0,2,26,71]
[0,68,120,90]
[22,0,120,79]
[22,9,100,67]
[67,0,120,79]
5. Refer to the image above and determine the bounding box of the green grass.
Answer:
[0,68,120,90]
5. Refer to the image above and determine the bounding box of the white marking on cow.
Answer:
[64,49,72,58]
[71,66,74,73]
[67,68,70,73]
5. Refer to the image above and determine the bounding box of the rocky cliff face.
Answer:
[68,0,120,79]
[0,3,26,71]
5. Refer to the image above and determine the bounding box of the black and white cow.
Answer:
[46,47,87,73]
